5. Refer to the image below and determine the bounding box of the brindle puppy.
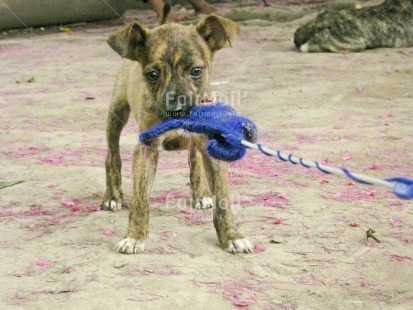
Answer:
[101,9,253,254]
[294,0,413,52]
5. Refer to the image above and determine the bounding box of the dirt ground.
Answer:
[1,1,412,309]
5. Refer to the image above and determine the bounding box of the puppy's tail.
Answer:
[157,2,171,26]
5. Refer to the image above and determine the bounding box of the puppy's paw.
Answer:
[193,196,214,210]
[101,199,122,211]
[226,238,253,254]
[115,238,145,254]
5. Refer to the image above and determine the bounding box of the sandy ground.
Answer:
[1,1,413,309]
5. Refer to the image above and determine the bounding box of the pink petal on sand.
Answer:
[367,163,382,170]
[181,207,194,214]
[368,191,376,197]
[318,159,329,164]
[36,259,52,266]
[47,183,58,188]
[104,231,114,237]
[234,300,250,307]
[348,181,355,186]
[342,153,352,161]
[360,282,369,287]
[41,155,63,164]
[356,87,364,93]
[71,206,81,212]
[62,198,76,207]
[390,219,401,227]
[350,223,360,227]
[280,192,292,200]
[87,205,100,212]
[390,254,412,262]
[254,244,266,252]
[273,218,283,225]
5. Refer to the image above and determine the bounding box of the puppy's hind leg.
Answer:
[101,99,130,211]
[162,133,213,210]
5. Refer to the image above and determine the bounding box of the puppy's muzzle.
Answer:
[164,97,196,118]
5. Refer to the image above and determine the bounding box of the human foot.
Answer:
[168,8,190,21]
[194,3,218,15]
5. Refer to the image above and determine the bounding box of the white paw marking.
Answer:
[115,238,145,254]
[300,43,309,53]
[227,238,253,254]
[103,200,122,211]
[194,197,214,210]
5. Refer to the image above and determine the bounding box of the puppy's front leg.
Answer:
[189,137,213,210]
[203,155,253,254]
[116,142,159,254]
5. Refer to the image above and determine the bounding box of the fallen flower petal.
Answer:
[390,219,401,227]
[280,193,291,200]
[254,244,266,252]
[350,223,360,227]
[104,231,114,237]
[367,163,382,170]
[367,242,376,247]
[273,218,283,224]
[87,205,100,212]
[390,254,412,261]
[234,300,250,307]
[41,156,64,164]
[62,199,76,208]
[71,206,81,212]
[36,259,52,266]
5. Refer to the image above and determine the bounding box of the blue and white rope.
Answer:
[242,141,413,200]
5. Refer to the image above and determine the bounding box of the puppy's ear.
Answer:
[195,15,239,53]
[107,22,149,61]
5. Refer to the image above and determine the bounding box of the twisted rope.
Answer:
[242,140,413,200]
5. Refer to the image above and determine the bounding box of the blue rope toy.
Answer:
[140,103,258,162]
[139,102,413,200]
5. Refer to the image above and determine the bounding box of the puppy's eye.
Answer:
[190,67,204,78]
[146,70,159,82]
